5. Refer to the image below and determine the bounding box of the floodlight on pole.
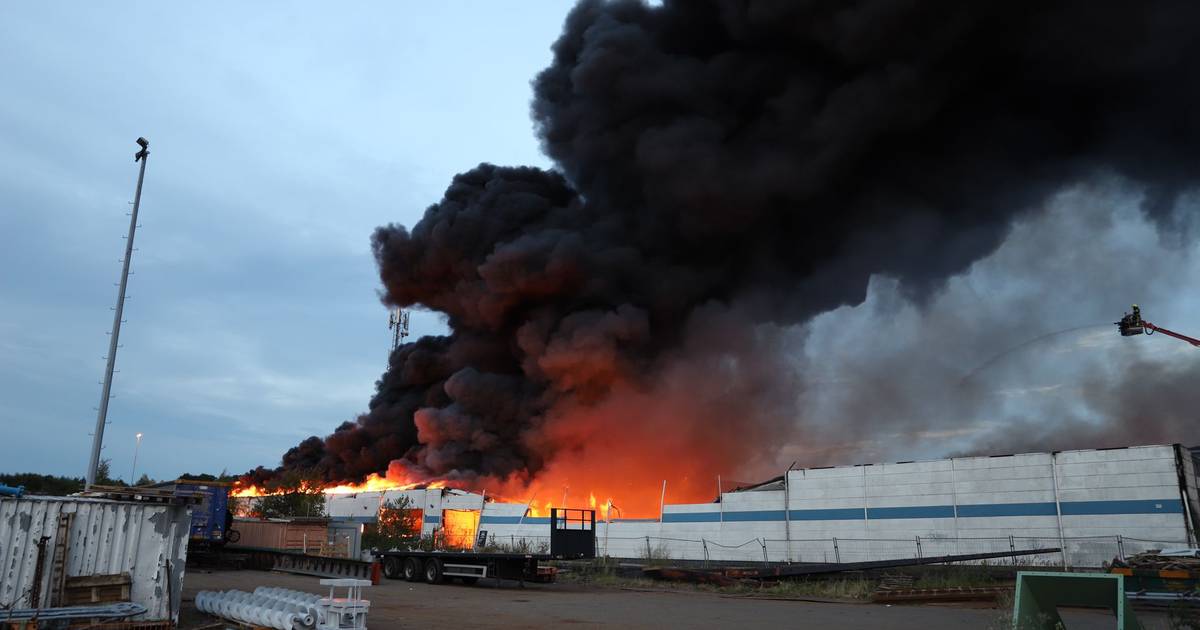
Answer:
[131,432,143,486]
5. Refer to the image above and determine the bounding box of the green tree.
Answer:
[134,473,155,486]
[257,492,327,518]
[174,470,240,483]
[0,473,84,496]
[251,468,327,518]
[94,458,124,486]
[361,496,421,550]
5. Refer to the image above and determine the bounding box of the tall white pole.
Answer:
[87,138,149,488]
[130,432,143,486]
[718,476,724,524]
[783,466,792,563]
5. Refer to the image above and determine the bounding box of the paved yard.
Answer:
[179,569,1164,629]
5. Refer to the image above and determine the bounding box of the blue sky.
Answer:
[0,2,573,480]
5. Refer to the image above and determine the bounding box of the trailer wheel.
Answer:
[383,557,402,579]
[403,557,421,582]
[423,558,443,584]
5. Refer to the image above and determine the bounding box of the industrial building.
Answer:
[327,443,1199,568]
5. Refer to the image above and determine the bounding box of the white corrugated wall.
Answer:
[0,496,189,620]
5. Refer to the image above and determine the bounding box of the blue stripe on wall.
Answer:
[664,508,864,523]
[1060,499,1182,515]
[724,510,786,522]
[468,498,1185,526]
[789,508,865,521]
[662,512,721,523]
[868,505,955,519]
[480,516,550,525]
[956,502,1058,517]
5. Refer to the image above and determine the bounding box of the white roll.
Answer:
[195,588,318,630]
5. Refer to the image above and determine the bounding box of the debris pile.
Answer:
[1111,550,1200,573]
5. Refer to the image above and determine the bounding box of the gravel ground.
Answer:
[178,568,1164,629]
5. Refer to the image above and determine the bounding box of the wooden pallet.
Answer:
[63,573,131,606]
[76,486,200,506]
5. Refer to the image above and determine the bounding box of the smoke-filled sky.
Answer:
[2,1,1198,488]
[262,0,1200,505]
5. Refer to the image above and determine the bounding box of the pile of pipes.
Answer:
[196,586,323,629]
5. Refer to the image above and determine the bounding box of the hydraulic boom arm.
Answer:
[1116,305,1199,348]
[1143,321,1200,347]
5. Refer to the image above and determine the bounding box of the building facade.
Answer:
[328,443,1200,567]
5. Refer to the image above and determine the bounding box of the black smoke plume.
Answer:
[256,0,1200,489]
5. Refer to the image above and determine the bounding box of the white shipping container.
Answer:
[0,495,189,621]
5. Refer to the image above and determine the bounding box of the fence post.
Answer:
[761,538,768,566]
[833,537,840,564]
[702,538,709,568]
[1117,535,1125,562]
[915,536,922,559]
[1009,535,1016,566]
[646,536,652,558]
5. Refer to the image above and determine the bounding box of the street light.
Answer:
[130,432,143,486]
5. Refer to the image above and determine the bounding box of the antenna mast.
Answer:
[87,137,150,488]
[388,307,410,359]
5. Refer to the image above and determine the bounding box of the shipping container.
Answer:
[228,518,331,554]
[0,495,189,621]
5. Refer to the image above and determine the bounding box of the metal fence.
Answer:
[479,533,1189,568]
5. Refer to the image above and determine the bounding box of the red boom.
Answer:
[1144,322,1200,348]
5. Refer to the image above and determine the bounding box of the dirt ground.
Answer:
[179,568,1166,629]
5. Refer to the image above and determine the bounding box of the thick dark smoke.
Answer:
[256,0,1200,488]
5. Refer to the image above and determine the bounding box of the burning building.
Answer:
[244,0,1200,514]
[316,443,1199,568]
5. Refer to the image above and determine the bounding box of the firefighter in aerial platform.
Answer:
[1117,304,1145,336]
[1115,305,1199,346]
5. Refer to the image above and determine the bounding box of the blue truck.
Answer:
[152,479,238,546]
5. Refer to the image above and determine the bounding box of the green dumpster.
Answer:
[1013,571,1140,629]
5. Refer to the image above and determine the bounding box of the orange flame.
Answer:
[232,471,449,498]
[441,509,479,550]
[232,385,761,518]
[233,471,691,520]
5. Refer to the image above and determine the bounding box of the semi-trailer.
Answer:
[377,508,595,586]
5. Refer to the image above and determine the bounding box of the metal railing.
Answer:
[475,533,1189,568]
